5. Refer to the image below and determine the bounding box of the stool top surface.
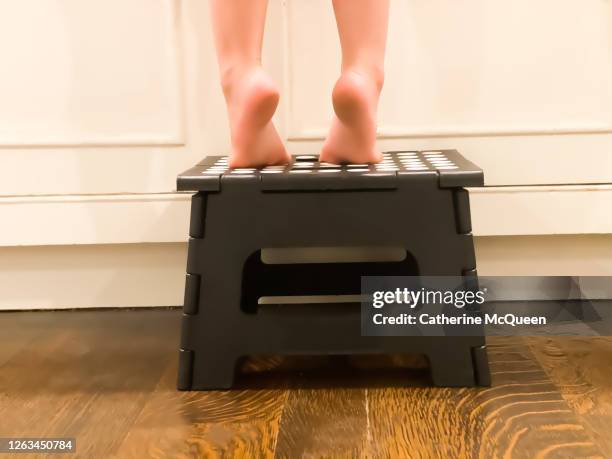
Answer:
[177,150,483,192]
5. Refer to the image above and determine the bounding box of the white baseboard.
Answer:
[0,243,187,310]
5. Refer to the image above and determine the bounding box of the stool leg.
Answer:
[186,240,257,390]
[428,348,476,386]
[191,351,238,390]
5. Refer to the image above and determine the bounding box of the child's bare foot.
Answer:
[320,69,384,164]
[222,67,290,168]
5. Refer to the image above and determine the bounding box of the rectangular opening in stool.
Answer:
[241,248,418,313]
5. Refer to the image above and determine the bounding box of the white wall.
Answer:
[0,0,611,309]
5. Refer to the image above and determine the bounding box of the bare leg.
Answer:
[320,0,389,164]
[209,0,290,168]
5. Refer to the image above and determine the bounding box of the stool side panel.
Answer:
[453,189,473,235]
[182,273,200,315]
[188,193,206,238]
[473,345,492,386]
[177,349,194,390]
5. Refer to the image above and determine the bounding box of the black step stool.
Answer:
[176,150,490,390]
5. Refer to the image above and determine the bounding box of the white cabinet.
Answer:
[0,1,610,308]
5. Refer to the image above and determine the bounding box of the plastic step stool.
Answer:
[176,150,491,390]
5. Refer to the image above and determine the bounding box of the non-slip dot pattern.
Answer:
[200,151,461,176]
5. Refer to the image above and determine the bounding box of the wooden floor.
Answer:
[1,310,612,458]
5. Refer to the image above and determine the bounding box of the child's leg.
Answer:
[209,0,289,168]
[320,0,389,164]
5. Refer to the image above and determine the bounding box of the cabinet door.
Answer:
[0,0,219,195]
[285,0,612,186]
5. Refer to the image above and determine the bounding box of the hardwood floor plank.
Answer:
[274,386,368,457]
[526,336,612,457]
[0,312,59,367]
[363,337,603,458]
[0,310,178,458]
[117,359,288,458]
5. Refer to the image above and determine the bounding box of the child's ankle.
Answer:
[342,65,385,93]
[219,64,261,99]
